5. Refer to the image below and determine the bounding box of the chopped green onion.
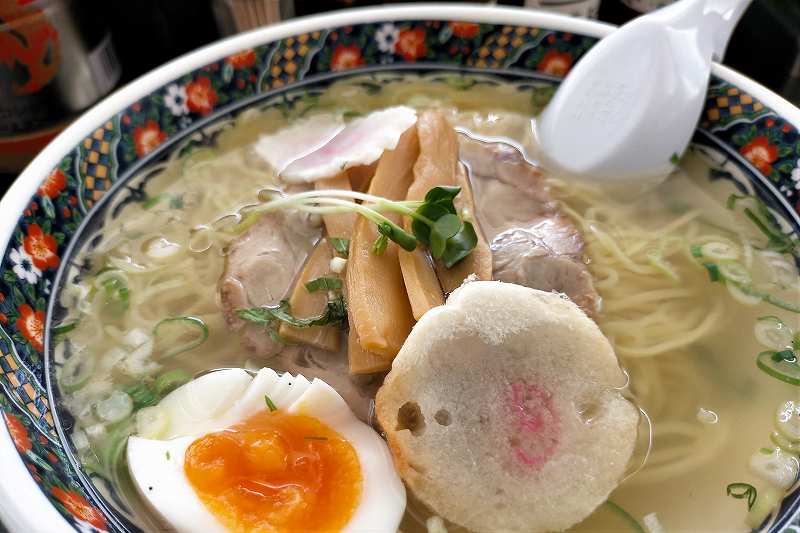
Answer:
[775,400,800,441]
[703,263,721,282]
[700,242,739,261]
[731,283,800,313]
[726,194,748,210]
[95,391,134,424]
[754,316,794,350]
[143,193,184,210]
[757,350,800,386]
[690,244,703,258]
[603,501,645,533]
[702,261,800,313]
[305,277,342,293]
[59,355,95,393]
[759,447,774,455]
[125,382,158,410]
[773,349,796,362]
[328,237,350,257]
[142,194,164,210]
[102,276,130,315]
[770,431,800,453]
[102,419,135,476]
[52,321,79,339]
[717,260,751,285]
[154,369,191,397]
[670,152,681,165]
[726,482,758,510]
[265,394,277,412]
[726,193,798,254]
[153,316,209,360]
[746,485,783,529]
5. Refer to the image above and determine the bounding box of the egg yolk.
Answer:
[184,409,362,532]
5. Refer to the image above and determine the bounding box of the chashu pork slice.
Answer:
[376,281,638,533]
[218,212,319,356]
[461,135,600,316]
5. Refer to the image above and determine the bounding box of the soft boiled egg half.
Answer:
[127,368,405,532]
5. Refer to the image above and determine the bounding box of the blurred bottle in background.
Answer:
[213,0,293,36]
[0,0,120,174]
[97,0,220,84]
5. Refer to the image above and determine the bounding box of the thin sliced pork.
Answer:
[460,135,600,316]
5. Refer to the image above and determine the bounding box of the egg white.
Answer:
[127,368,406,533]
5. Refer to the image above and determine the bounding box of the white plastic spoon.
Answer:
[535,0,752,182]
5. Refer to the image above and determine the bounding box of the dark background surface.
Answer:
[1,0,799,191]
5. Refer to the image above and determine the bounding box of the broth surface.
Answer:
[53,73,799,532]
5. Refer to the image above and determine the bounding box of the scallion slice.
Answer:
[154,369,191,397]
[754,316,794,351]
[770,431,800,453]
[153,316,209,360]
[726,482,758,510]
[700,241,740,261]
[59,355,95,393]
[757,350,800,386]
[603,501,646,533]
[717,260,751,285]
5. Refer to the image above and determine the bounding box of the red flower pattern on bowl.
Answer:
[739,135,778,175]
[3,412,31,454]
[37,169,66,199]
[226,49,256,69]
[395,28,427,61]
[22,223,59,271]
[50,487,108,531]
[331,44,364,71]
[133,120,167,157]
[15,304,45,353]
[186,76,218,115]
[537,49,573,77]
[450,21,479,39]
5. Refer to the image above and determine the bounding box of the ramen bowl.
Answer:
[0,5,798,533]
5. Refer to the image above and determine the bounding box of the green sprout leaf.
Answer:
[372,234,389,255]
[430,214,462,258]
[305,277,343,293]
[441,221,479,268]
[328,237,350,257]
[238,296,347,334]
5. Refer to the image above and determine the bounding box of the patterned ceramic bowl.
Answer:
[0,5,798,533]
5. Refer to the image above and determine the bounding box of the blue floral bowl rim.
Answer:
[2,4,800,532]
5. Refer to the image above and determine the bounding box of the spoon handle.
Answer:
[705,0,753,60]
